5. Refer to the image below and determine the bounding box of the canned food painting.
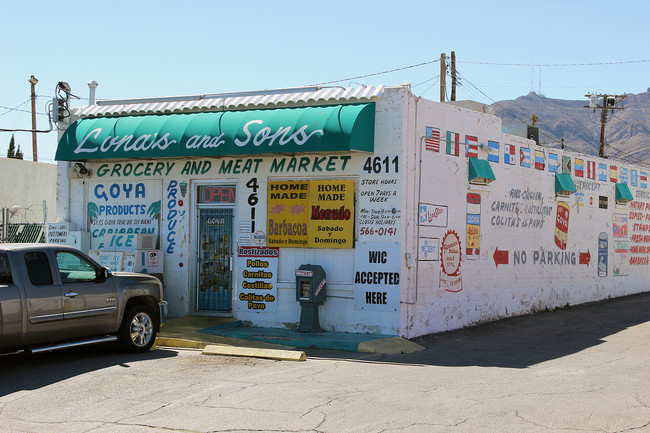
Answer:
[554,201,570,250]
[466,193,481,259]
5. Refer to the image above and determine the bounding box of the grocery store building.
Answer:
[54,84,649,338]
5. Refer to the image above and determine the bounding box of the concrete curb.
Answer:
[357,337,425,355]
[202,344,307,361]
[155,337,208,350]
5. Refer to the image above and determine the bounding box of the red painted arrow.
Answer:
[579,250,591,266]
[493,246,509,268]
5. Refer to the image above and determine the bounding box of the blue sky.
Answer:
[1,0,648,163]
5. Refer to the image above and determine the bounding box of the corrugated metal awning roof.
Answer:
[75,85,385,119]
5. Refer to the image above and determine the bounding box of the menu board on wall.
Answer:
[267,179,354,248]
[236,246,279,313]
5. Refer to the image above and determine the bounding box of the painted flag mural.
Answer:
[619,168,628,184]
[562,156,572,174]
[631,169,638,187]
[534,150,545,170]
[446,131,460,156]
[610,165,618,183]
[548,153,558,172]
[504,144,516,164]
[599,163,608,181]
[587,161,596,179]
[487,141,499,163]
[641,171,647,188]
[520,147,531,168]
[575,158,584,177]
[425,126,440,152]
[465,135,478,158]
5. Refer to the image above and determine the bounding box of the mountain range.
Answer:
[492,89,650,165]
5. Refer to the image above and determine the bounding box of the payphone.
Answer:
[295,264,326,333]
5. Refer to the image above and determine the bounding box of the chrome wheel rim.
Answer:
[130,312,153,347]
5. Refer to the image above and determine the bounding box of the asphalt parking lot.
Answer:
[1,292,650,432]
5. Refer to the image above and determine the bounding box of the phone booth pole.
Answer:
[295,264,327,333]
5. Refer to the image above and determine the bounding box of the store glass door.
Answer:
[197,208,233,312]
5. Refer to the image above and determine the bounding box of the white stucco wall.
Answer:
[401,94,649,338]
[0,158,56,224]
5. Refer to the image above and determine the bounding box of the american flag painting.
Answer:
[425,126,440,152]
[520,147,531,167]
[504,144,516,164]
[446,131,459,156]
[465,135,478,158]
[587,161,596,179]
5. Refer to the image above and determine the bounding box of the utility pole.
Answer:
[584,94,626,158]
[440,53,446,102]
[450,51,457,101]
[29,75,38,162]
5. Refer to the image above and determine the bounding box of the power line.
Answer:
[457,59,650,67]
[314,59,440,86]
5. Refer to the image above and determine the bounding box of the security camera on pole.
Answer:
[584,93,626,158]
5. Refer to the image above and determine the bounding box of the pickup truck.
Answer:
[0,243,167,354]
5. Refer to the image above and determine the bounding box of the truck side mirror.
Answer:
[98,267,112,281]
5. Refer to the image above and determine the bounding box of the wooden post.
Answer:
[29,75,38,162]
[450,51,456,101]
[440,53,446,102]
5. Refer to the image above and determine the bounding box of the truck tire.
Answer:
[118,305,157,353]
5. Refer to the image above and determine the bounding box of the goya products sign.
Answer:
[267,179,354,248]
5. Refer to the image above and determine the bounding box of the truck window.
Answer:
[24,252,54,286]
[55,251,97,283]
[0,253,12,285]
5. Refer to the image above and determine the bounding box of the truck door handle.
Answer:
[64,291,79,298]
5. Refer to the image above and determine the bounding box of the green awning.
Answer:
[615,183,634,203]
[56,103,375,161]
[468,157,496,185]
[555,173,576,196]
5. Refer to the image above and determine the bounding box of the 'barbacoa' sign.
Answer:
[56,103,375,161]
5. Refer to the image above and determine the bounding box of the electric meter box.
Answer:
[295,264,326,303]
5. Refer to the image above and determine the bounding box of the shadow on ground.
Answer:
[307,292,650,369]
[0,344,178,397]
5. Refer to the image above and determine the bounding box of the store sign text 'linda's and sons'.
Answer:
[55,104,375,160]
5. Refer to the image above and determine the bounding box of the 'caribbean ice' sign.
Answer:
[236,246,279,313]
[87,181,162,249]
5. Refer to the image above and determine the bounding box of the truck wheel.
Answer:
[118,305,157,353]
